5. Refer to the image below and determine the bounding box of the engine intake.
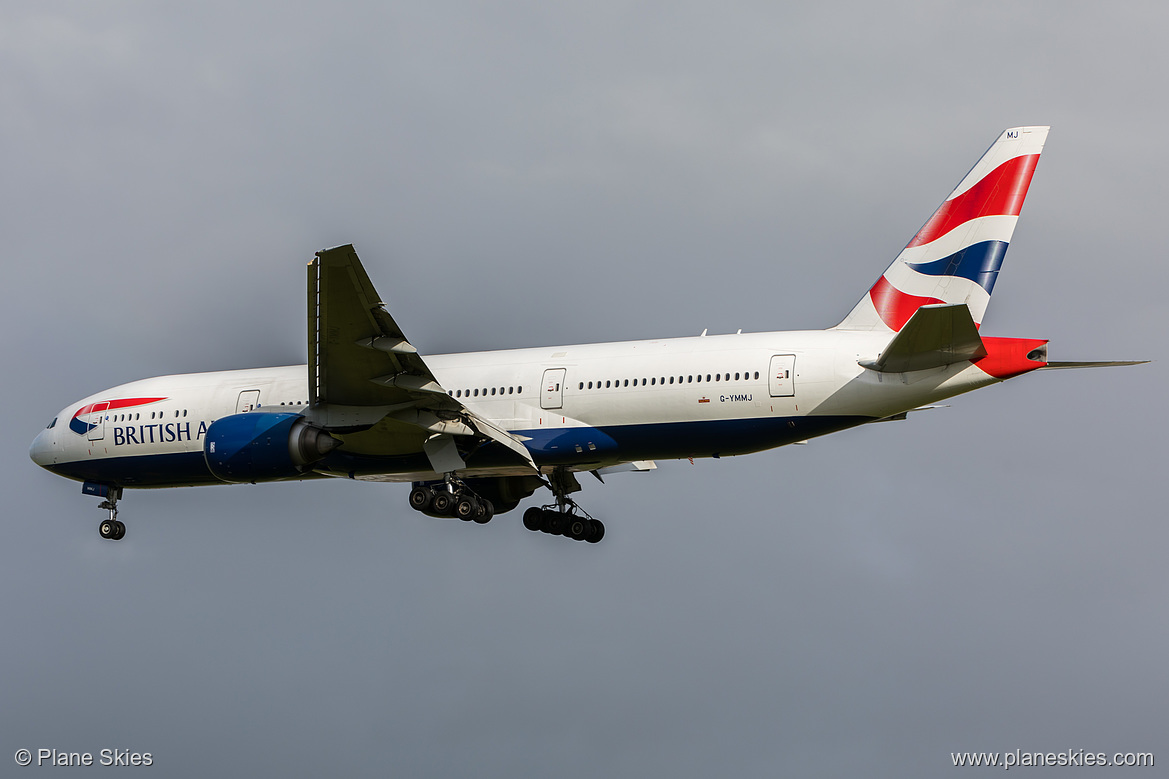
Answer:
[204,412,339,483]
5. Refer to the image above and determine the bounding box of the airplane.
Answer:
[29,126,1145,543]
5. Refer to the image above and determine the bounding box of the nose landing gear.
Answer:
[91,485,126,541]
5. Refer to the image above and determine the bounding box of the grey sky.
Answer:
[3,3,1165,776]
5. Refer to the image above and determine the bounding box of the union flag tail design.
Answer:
[835,126,1049,332]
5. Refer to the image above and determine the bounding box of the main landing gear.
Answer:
[408,477,495,524]
[406,468,607,544]
[522,505,605,543]
[96,487,126,541]
[523,467,605,544]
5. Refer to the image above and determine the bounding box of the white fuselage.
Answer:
[30,328,1008,488]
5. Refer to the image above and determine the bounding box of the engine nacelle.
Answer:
[203,412,339,484]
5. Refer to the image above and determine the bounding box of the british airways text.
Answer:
[111,421,207,446]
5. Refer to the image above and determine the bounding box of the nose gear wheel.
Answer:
[95,487,127,541]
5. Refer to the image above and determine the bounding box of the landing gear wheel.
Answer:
[409,486,434,513]
[431,491,454,516]
[523,507,543,531]
[586,519,605,543]
[567,517,588,541]
[543,509,565,536]
[112,521,126,540]
[455,494,479,521]
[99,520,115,539]
[473,499,494,524]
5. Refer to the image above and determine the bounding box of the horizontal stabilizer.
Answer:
[1040,360,1149,370]
[873,404,949,422]
[593,461,657,476]
[860,304,986,373]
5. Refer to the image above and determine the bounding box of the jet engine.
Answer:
[203,412,339,483]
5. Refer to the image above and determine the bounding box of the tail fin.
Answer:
[835,126,1049,332]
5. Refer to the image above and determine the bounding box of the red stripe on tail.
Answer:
[907,154,1040,248]
[868,276,944,332]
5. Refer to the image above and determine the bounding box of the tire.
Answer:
[586,519,605,543]
[567,517,587,540]
[523,507,543,531]
[431,492,454,516]
[544,510,565,536]
[409,486,433,512]
[99,520,114,539]
[456,495,478,521]
[473,499,494,524]
[112,521,126,540]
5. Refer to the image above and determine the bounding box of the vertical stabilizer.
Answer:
[835,126,1049,332]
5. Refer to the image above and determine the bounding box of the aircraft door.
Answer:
[768,355,796,397]
[540,368,566,410]
[237,390,261,413]
[87,401,110,441]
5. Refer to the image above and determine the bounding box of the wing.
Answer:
[305,244,537,475]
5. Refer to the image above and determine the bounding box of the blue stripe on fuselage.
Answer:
[41,451,220,487]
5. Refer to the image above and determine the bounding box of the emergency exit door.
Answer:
[768,355,796,397]
[541,368,566,410]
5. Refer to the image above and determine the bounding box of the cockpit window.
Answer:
[47,417,57,429]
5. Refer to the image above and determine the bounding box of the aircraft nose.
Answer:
[29,429,55,468]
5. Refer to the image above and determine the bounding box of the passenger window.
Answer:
[509,387,514,394]
[624,379,629,387]
[669,376,674,384]
[705,374,711,382]
[588,381,593,389]
[517,386,522,393]
[605,381,610,388]
[473,389,479,397]
[735,372,740,380]
[688,375,693,383]
[754,371,760,380]
[650,378,656,385]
